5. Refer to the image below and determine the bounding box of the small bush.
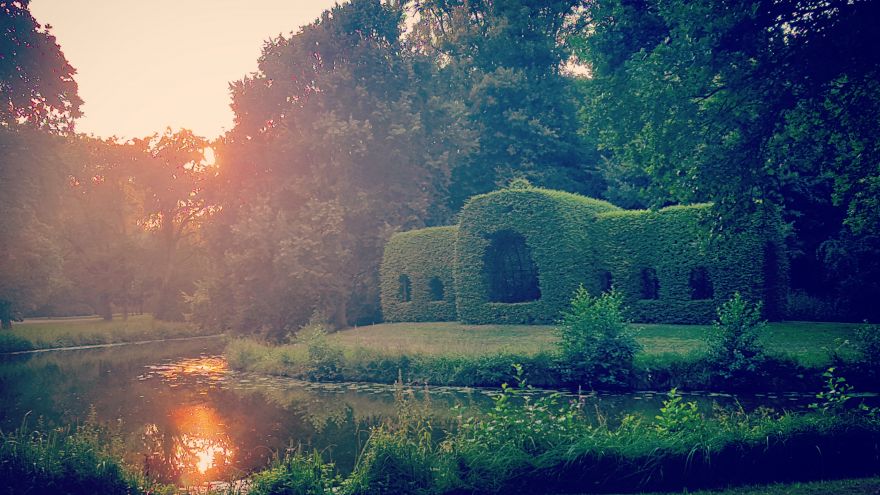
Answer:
[299,323,344,381]
[705,293,767,381]
[556,287,640,387]
[654,388,702,436]
[854,323,880,370]
[0,332,33,353]
[785,290,845,321]
[247,451,340,495]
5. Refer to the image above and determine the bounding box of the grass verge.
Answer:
[0,314,217,353]
[0,420,173,494]
[230,381,880,495]
[225,321,874,391]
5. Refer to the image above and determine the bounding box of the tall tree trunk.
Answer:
[331,298,348,330]
[1,300,13,329]
[98,294,113,321]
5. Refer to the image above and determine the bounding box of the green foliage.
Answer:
[300,322,344,381]
[556,287,640,386]
[411,0,603,210]
[0,332,33,353]
[0,421,169,495]
[247,451,340,495]
[654,388,702,436]
[810,367,854,414]
[577,0,880,321]
[380,227,458,322]
[0,1,82,131]
[382,186,786,325]
[853,324,880,370]
[209,0,459,332]
[706,293,768,380]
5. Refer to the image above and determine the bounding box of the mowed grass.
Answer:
[2,314,216,352]
[331,320,863,365]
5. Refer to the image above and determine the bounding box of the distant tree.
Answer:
[577,0,880,320]
[1,0,82,132]
[410,0,603,209]
[0,128,65,328]
[129,129,213,321]
[57,137,145,320]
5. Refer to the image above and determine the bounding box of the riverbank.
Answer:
[0,315,220,353]
[4,374,880,495]
[225,321,877,392]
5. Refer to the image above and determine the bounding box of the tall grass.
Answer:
[232,374,880,495]
[0,417,173,494]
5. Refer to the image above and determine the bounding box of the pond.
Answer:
[0,338,820,487]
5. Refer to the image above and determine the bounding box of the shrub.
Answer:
[0,332,33,353]
[654,388,703,436]
[705,293,767,380]
[556,287,640,387]
[300,323,343,381]
[247,451,340,495]
[854,323,880,370]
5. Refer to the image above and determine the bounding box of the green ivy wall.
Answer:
[380,226,458,322]
[380,187,788,324]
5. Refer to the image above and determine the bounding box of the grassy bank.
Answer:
[0,421,173,495]
[225,321,873,391]
[0,315,218,353]
[4,381,879,494]
[233,381,880,495]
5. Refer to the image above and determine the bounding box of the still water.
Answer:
[0,338,817,487]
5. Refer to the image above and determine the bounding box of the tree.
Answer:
[0,1,81,327]
[129,129,212,321]
[202,0,447,335]
[411,0,603,209]
[1,0,82,132]
[57,137,146,320]
[577,0,880,319]
[0,128,65,328]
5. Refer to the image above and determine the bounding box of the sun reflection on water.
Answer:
[140,356,236,485]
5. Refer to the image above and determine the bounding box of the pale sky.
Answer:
[30,1,341,140]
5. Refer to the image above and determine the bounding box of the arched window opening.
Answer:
[689,266,714,300]
[640,268,660,300]
[483,230,541,303]
[428,277,445,301]
[598,270,614,293]
[398,274,412,302]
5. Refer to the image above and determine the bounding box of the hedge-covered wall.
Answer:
[380,186,788,325]
[593,205,788,324]
[380,226,458,322]
[454,188,620,324]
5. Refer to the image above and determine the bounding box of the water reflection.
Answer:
[139,356,236,484]
[143,404,235,484]
[0,340,832,488]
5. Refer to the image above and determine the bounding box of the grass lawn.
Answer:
[0,314,217,352]
[332,320,864,365]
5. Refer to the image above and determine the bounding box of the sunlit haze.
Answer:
[30,0,340,140]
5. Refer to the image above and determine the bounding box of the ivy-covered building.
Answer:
[381,186,787,325]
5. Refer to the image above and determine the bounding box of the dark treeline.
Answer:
[1,0,878,333]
